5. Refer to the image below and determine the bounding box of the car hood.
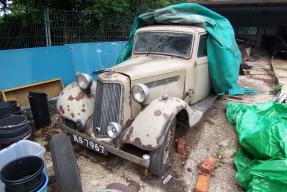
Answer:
[112,55,186,80]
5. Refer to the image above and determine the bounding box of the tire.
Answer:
[149,119,176,176]
[49,133,83,192]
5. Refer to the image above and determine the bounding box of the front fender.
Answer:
[56,81,96,127]
[121,96,202,151]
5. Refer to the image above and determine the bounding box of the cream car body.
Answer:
[57,25,213,173]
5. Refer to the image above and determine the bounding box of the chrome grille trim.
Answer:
[93,80,122,136]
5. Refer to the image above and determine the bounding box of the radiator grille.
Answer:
[93,81,122,136]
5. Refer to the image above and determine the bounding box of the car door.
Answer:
[191,33,211,103]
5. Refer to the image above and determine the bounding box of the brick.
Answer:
[199,157,218,175]
[177,137,185,155]
[194,174,210,192]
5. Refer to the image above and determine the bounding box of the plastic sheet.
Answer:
[226,101,287,191]
[117,3,255,95]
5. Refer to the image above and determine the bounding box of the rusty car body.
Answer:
[57,25,217,176]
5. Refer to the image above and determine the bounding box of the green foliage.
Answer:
[11,0,171,16]
[8,0,173,29]
[1,0,174,49]
[271,83,282,95]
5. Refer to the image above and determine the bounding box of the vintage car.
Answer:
[57,25,216,176]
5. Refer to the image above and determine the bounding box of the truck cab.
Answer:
[57,25,214,176]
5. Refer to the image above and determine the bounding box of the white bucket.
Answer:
[0,140,46,191]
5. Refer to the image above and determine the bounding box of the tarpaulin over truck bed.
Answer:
[117,3,254,95]
[226,101,287,191]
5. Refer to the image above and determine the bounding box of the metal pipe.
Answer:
[44,7,51,46]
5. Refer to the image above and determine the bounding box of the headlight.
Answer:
[75,72,93,90]
[107,122,122,139]
[132,84,149,104]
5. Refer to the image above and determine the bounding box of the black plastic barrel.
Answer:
[0,115,32,145]
[0,156,45,192]
[0,101,21,119]
[28,92,51,129]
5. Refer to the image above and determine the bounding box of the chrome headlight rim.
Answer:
[107,122,122,139]
[75,72,93,90]
[132,84,149,104]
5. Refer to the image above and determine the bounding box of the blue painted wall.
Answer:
[68,42,125,79]
[0,41,126,90]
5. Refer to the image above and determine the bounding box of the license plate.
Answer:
[72,134,105,154]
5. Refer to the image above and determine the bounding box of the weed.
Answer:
[271,83,282,95]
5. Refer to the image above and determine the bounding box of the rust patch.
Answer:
[68,95,73,101]
[133,137,154,151]
[74,92,85,101]
[77,113,80,116]
[133,137,142,146]
[85,115,93,130]
[84,116,94,136]
[106,71,114,75]
[124,126,133,141]
[81,109,86,112]
[147,134,149,137]
[59,105,65,114]
[82,104,85,108]
[71,113,75,118]
[154,109,162,116]
[124,119,133,128]
[68,92,86,101]
[101,71,114,79]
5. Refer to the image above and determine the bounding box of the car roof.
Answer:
[136,25,206,34]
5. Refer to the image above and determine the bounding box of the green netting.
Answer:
[117,3,255,95]
[226,101,287,191]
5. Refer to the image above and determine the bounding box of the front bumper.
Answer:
[57,121,150,168]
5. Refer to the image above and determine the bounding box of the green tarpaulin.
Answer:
[226,101,287,191]
[117,3,254,95]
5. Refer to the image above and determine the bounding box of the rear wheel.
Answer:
[149,120,176,176]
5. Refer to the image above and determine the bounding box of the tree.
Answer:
[11,0,172,16]
[0,0,174,49]
[0,0,12,13]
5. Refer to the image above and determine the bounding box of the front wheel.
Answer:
[149,120,176,176]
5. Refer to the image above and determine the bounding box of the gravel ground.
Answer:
[35,50,275,192]
[183,50,275,192]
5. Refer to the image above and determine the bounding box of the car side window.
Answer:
[197,34,208,58]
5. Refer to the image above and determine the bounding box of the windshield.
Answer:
[134,32,193,59]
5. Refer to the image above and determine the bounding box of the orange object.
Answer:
[194,174,210,192]
[177,137,185,155]
[199,157,218,175]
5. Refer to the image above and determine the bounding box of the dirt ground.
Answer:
[35,49,276,192]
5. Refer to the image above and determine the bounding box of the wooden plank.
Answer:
[1,79,63,107]
[2,78,62,92]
